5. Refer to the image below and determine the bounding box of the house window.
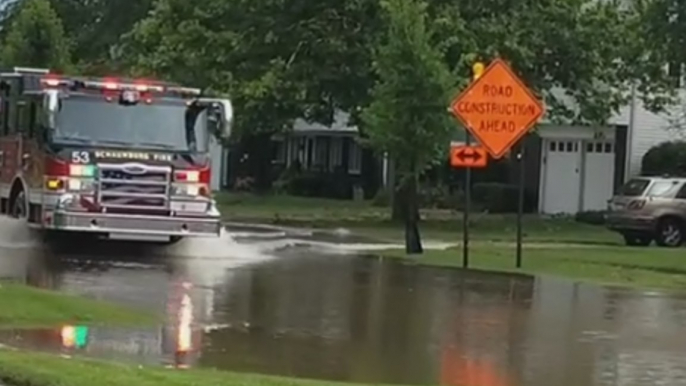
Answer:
[348,140,362,175]
[313,136,327,169]
[329,137,343,171]
[668,61,682,88]
[273,138,286,164]
[287,138,301,166]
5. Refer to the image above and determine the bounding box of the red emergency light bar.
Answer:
[83,79,166,93]
[40,76,201,96]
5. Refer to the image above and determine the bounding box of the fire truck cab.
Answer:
[0,67,232,243]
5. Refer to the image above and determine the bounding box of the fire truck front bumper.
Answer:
[44,196,222,238]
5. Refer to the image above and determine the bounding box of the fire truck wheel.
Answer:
[11,190,27,220]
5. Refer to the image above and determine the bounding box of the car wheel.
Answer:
[622,232,652,246]
[655,218,684,247]
[10,190,27,220]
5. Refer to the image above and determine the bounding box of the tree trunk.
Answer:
[388,157,405,222]
[404,174,423,254]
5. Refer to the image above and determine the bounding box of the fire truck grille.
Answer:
[97,163,171,209]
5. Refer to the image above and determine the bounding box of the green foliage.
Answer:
[372,188,392,207]
[433,0,649,125]
[119,0,378,138]
[272,167,352,199]
[641,141,686,176]
[0,283,155,327]
[361,0,453,179]
[48,0,154,74]
[0,0,72,71]
[631,0,686,112]
[471,182,537,213]
[472,182,518,213]
[575,210,607,226]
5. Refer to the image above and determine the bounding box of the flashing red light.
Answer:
[100,77,120,90]
[43,78,60,87]
[174,166,210,184]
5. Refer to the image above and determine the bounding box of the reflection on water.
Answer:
[0,273,200,369]
[0,239,686,386]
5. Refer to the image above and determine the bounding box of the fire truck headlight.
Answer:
[68,179,81,191]
[67,178,95,192]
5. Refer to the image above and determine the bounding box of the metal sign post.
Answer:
[516,139,526,268]
[450,58,544,269]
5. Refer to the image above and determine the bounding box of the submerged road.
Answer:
[0,218,685,386]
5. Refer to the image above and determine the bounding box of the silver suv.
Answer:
[606,177,686,247]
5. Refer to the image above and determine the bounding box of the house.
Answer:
[209,87,680,214]
[208,111,379,198]
[268,111,381,199]
[533,87,684,214]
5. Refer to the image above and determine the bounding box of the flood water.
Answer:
[0,219,685,386]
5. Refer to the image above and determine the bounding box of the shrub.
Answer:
[472,182,519,213]
[641,140,686,176]
[372,188,391,207]
[575,210,606,225]
[419,184,449,208]
[371,184,463,209]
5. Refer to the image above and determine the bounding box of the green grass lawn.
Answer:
[377,245,686,291]
[215,192,621,245]
[0,349,404,386]
[0,283,156,328]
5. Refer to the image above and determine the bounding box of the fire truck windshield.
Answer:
[51,94,209,152]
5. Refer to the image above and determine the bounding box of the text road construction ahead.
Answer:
[456,85,539,134]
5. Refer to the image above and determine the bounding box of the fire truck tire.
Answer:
[10,190,27,220]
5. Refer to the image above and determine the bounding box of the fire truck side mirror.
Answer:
[217,99,233,139]
[199,98,233,140]
[43,90,61,129]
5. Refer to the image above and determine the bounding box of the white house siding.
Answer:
[609,92,686,179]
[541,86,686,179]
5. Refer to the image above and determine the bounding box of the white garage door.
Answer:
[541,139,582,214]
[582,140,615,211]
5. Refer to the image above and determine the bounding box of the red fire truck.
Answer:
[0,67,232,244]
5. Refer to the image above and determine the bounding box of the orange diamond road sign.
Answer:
[450,58,544,159]
[450,145,487,168]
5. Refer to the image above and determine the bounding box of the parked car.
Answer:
[606,176,686,247]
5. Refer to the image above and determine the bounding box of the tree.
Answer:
[48,0,154,74]
[428,0,650,126]
[628,0,686,134]
[119,0,378,190]
[362,0,453,254]
[0,0,71,71]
